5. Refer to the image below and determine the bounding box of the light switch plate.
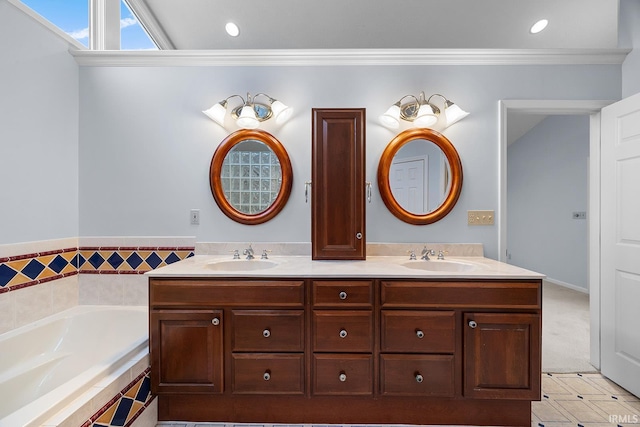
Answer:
[468,210,494,226]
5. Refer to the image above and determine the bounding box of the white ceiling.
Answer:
[128,0,620,51]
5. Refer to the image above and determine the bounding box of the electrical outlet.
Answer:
[468,210,494,226]
[190,209,200,225]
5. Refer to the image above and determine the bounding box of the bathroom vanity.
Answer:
[148,255,543,426]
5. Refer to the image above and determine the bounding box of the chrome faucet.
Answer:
[243,244,254,260]
[421,246,434,261]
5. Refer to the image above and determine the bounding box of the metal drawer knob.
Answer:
[416,329,424,339]
[415,373,424,383]
[263,371,271,381]
[356,232,363,240]
[339,291,347,300]
[339,372,347,382]
[212,318,220,326]
[339,329,348,338]
[468,320,478,329]
[263,329,271,338]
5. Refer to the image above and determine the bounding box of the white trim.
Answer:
[6,0,87,50]
[588,113,601,370]
[499,99,611,371]
[69,48,631,67]
[125,0,173,49]
[544,277,589,294]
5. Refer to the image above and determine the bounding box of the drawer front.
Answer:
[381,311,455,353]
[232,353,304,394]
[381,281,541,309]
[312,281,373,308]
[232,310,304,352]
[313,354,373,395]
[380,354,455,397]
[313,311,373,352]
[150,279,305,308]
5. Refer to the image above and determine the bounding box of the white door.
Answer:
[390,156,427,214]
[601,91,640,397]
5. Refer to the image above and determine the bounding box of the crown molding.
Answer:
[70,48,630,67]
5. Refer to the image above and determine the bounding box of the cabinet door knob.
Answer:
[356,232,363,240]
[468,320,477,329]
[263,329,271,338]
[339,372,347,382]
[339,291,348,300]
[263,371,271,381]
[415,373,424,383]
[212,318,220,326]
[416,329,425,339]
[339,329,348,338]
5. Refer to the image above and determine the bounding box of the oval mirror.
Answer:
[377,128,462,225]
[210,129,293,225]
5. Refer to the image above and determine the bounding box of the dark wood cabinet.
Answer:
[150,309,223,394]
[311,108,366,260]
[464,312,541,400]
[150,277,541,426]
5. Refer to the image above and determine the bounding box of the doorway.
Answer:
[499,100,610,372]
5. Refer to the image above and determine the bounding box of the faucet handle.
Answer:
[407,250,417,260]
[421,246,433,260]
[437,250,448,260]
[230,249,240,259]
[261,249,271,259]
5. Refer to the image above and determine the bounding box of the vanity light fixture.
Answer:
[203,93,293,130]
[379,91,469,130]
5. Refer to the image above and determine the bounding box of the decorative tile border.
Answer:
[0,246,194,292]
[83,368,155,427]
[78,246,194,274]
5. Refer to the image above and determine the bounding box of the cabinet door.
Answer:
[311,108,366,260]
[464,312,541,400]
[151,309,223,394]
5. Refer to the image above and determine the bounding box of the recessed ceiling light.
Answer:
[225,22,240,37]
[530,19,548,34]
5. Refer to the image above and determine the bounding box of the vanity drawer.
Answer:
[313,311,373,352]
[150,279,305,308]
[313,354,373,395]
[381,280,541,309]
[232,310,304,352]
[312,281,373,308]
[232,353,304,395]
[380,354,455,396]
[381,311,455,353]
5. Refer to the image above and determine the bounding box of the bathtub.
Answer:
[0,305,148,427]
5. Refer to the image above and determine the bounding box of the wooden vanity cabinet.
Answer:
[311,108,366,260]
[150,277,541,426]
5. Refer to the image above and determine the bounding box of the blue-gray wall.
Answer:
[621,0,640,98]
[507,115,589,291]
[78,65,620,259]
[0,0,79,245]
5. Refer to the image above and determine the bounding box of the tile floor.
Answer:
[156,373,640,427]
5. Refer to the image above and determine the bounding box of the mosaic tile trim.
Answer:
[0,246,194,292]
[82,368,155,427]
[0,247,78,293]
[78,246,194,274]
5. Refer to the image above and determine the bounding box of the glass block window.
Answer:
[221,141,282,214]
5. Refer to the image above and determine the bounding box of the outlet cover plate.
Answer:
[468,210,494,226]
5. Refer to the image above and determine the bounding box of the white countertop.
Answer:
[147,255,545,280]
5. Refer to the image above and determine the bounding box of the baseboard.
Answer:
[545,277,589,294]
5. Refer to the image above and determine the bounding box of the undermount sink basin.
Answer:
[401,260,478,272]
[207,259,279,271]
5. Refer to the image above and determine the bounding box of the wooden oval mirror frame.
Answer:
[377,128,463,225]
[209,129,293,225]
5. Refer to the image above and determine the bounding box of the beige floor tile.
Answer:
[555,400,609,422]
[557,376,606,395]
[532,400,571,422]
[542,375,573,395]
